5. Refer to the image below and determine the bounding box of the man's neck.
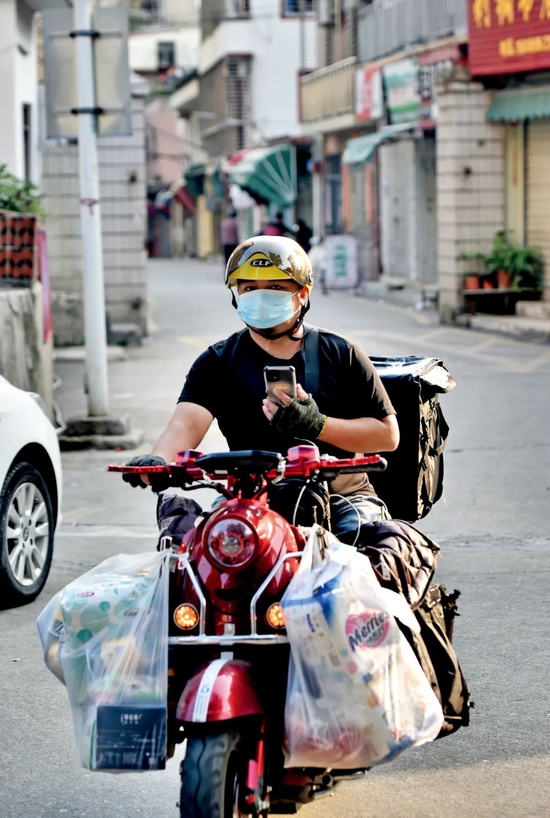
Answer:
[248,325,304,359]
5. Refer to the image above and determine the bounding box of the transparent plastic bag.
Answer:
[281,526,444,769]
[37,551,170,771]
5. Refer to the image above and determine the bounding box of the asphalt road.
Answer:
[1,259,549,818]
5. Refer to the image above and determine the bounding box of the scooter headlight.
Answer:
[207,518,256,568]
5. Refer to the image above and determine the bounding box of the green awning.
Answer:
[486,89,550,122]
[342,123,415,165]
[228,144,296,208]
[184,163,205,198]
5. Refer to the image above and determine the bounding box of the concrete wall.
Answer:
[437,81,506,320]
[0,282,53,413]
[145,97,186,185]
[41,96,148,346]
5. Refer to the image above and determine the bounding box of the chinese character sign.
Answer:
[469,0,550,75]
[355,65,383,122]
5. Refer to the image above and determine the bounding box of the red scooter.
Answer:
[110,445,386,817]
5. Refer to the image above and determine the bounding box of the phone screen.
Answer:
[264,366,297,403]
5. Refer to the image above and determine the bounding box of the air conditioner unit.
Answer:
[318,0,335,25]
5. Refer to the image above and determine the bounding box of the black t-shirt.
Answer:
[177,327,395,496]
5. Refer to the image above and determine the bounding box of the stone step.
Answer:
[515,301,550,319]
[108,322,143,346]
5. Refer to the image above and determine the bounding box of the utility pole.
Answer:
[74,0,109,418]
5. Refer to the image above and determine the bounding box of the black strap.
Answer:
[303,324,320,396]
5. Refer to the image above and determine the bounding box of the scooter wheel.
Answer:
[180,730,248,818]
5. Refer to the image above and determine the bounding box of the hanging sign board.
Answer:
[324,235,359,290]
[355,65,384,122]
[383,58,421,125]
[469,0,550,76]
[42,5,131,138]
[418,45,462,128]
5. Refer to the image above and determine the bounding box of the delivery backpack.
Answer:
[340,519,472,738]
[369,355,455,522]
[303,330,455,522]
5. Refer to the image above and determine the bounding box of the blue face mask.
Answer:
[236,290,300,329]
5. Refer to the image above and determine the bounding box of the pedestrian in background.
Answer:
[309,235,328,295]
[294,218,313,254]
[220,209,240,264]
[262,211,293,237]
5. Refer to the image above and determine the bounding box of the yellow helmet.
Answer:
[225,236,314,291]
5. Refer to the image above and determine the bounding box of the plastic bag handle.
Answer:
[295,525,325,576]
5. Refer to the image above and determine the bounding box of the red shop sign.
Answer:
[469,0,550,76]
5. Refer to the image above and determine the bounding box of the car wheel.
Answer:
[0,461,55,607]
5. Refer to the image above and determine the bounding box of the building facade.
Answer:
[300,0,468,288]
[169,0,319,257]
[0,0,68,185]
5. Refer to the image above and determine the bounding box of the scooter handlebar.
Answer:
[107,453,388,485]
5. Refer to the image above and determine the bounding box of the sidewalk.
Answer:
[357,278,550,345]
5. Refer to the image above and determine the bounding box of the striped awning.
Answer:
[228,144,296,208]
[486,88,550,122]
[342,122,416,165]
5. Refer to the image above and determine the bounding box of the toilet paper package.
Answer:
[37,551,170,771]
[281,527,444,769]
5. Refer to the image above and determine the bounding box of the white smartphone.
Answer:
[264,366,297,403]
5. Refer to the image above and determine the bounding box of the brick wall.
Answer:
[41,95,147,346]
[437,81,506,321]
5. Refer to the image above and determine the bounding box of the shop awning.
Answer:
[342,122,416,165]
[228,144,296,208]
[184,162,205,198]
[486,89,550,122]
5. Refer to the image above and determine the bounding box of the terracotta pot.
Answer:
[497,269,512,289]
[464,275,480,291]
[482,278,494,290]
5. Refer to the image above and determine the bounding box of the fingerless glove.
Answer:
[271,394,327,441]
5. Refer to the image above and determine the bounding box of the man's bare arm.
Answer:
[318,412,399,453]
[152,402,214,462]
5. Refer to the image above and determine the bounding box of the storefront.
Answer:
[469,0,550,294]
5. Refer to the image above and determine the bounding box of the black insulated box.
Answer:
[371,356,455,522]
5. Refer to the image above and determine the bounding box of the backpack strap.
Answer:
[303,325,320,397]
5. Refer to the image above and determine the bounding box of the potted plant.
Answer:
[462,231,543,292]
[0,164,44,215]
[507,246,544,290]
[463,272,480,290]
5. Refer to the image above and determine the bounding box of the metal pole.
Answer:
[74,0,109,417]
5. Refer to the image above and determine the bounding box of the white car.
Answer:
[0,376,62,606]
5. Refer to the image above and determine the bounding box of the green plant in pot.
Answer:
[0,164,44,216]
[463,231,543,291]
[507,246,544,290]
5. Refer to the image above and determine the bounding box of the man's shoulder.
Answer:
[209,329,248,358]
[310,326,356,352]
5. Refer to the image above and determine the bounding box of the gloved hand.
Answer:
[122,454,172,493]
[271,393,327,441]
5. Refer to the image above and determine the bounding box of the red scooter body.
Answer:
[110,447,386,816]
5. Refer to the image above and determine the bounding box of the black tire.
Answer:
[180,730,247,818]
[0,462,55,607]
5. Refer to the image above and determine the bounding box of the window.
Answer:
[284,0,315,14]
[157,41,176,72]
[22,104,31,182]
[225,0,250,16]
[226,57,252,150]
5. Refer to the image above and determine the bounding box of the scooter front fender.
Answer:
[176,659,264,723]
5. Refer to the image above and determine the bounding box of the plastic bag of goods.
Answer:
[281,526,443,769]
[37,551,170,772]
